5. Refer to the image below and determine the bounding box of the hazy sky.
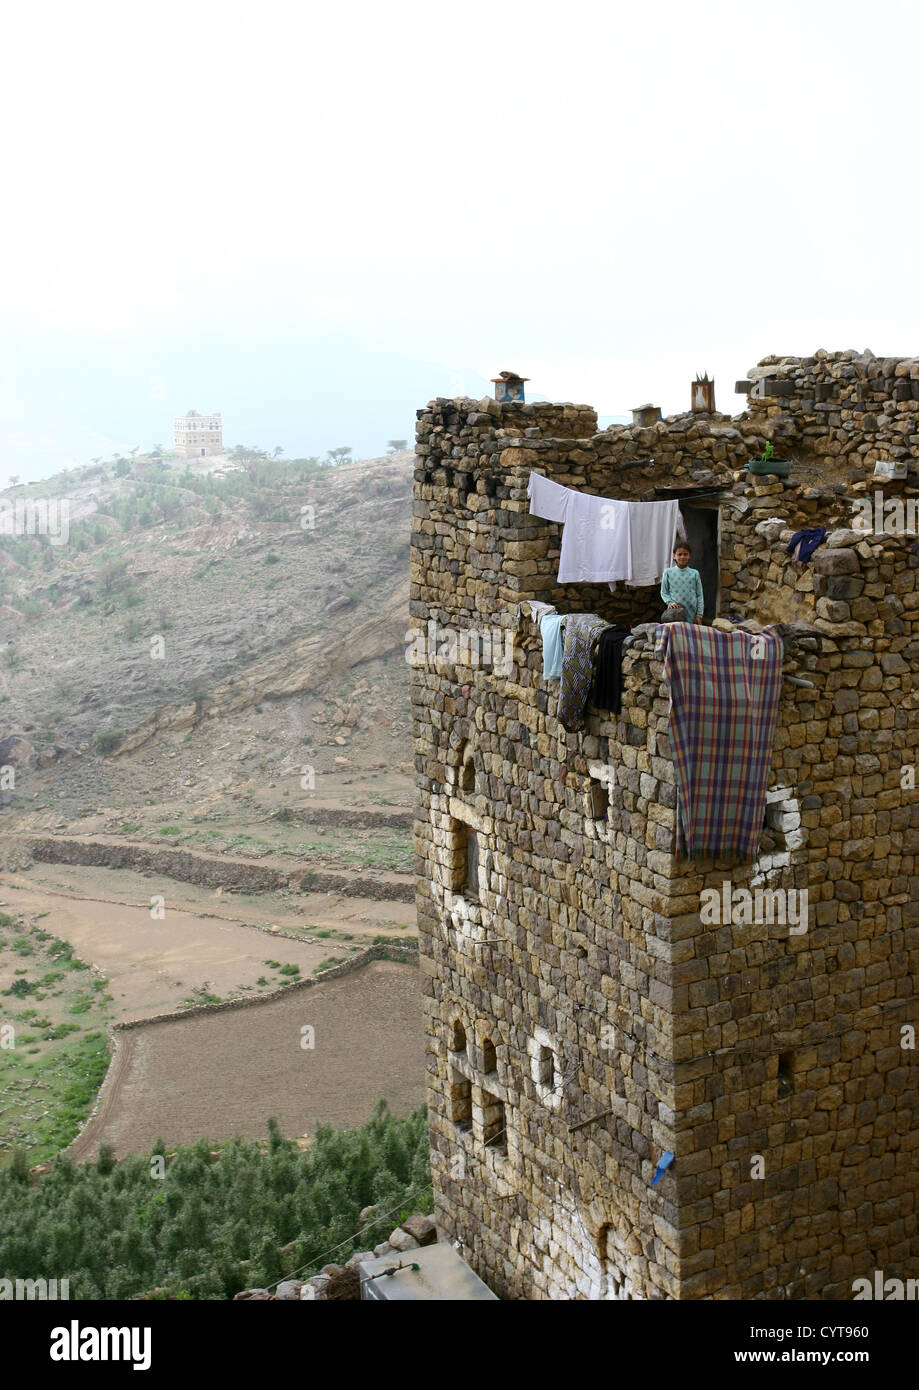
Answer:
[2,0,917,482]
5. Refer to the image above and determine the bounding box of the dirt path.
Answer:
[68,959,423,1159]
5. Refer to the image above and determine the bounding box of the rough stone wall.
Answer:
[741,349,919,476]
[412,358,918,1300]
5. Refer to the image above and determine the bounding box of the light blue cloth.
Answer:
[660,564,704,621]
[540,613,564,679]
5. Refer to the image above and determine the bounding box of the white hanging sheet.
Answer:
[527,471,685,588]
[627,499,683,587]
[557,490,632,583]
[527,471,570,523]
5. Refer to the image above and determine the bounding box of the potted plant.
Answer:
[746,441,792,478]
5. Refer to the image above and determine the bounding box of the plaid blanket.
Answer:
[657,625,783,860]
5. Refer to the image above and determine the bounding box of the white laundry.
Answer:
[627,499,683,587]
[527,470,684,588]
[527,471,570,523]
[522,600,557,621]
[557,490,632,583]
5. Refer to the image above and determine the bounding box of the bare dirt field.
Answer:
[69,958,424,1159]
[1,866,415,1019]
[0,881,337,1018]
[1,851,421,1164]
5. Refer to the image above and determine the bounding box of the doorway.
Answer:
[679,504,719,620]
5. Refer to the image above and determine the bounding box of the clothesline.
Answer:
[527,471,687,587]
[515,600,629,730]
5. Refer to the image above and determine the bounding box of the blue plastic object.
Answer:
[652,1150,675,1186]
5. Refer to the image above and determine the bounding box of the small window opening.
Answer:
[451,1018,466,1052]
[529,1028,563,1110]
[459,756,475,792]
[449,819,471,896]
[465,828,479,900]
[449,1068,472,1130]
[481,1037,497,1075]
[481,1091,506,1153]
[588,781,609,820]
[777,1051,794,1096]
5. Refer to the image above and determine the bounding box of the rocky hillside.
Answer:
[0,450,415,839]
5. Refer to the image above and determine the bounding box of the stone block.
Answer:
[813,549,859,575]
[388,1227,420,1252]
[400,1213,438,1246]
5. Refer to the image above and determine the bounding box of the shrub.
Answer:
[7,1149,29,1184]
[99,558,130,593]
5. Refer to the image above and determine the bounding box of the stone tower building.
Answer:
[411,351,918,1299]
[173,409,222,457]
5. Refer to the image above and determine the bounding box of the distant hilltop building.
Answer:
[174,410,222,457]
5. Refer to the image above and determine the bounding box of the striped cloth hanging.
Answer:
[657,624,783,859]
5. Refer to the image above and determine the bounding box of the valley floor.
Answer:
[0,793,422,1165]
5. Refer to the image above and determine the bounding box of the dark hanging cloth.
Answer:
[591,625,631,714]
[786,527,827,563]
[558,614,607,731]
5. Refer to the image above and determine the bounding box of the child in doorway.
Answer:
[660,543,704,624]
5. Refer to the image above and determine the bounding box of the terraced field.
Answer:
[68,958,423,1159]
